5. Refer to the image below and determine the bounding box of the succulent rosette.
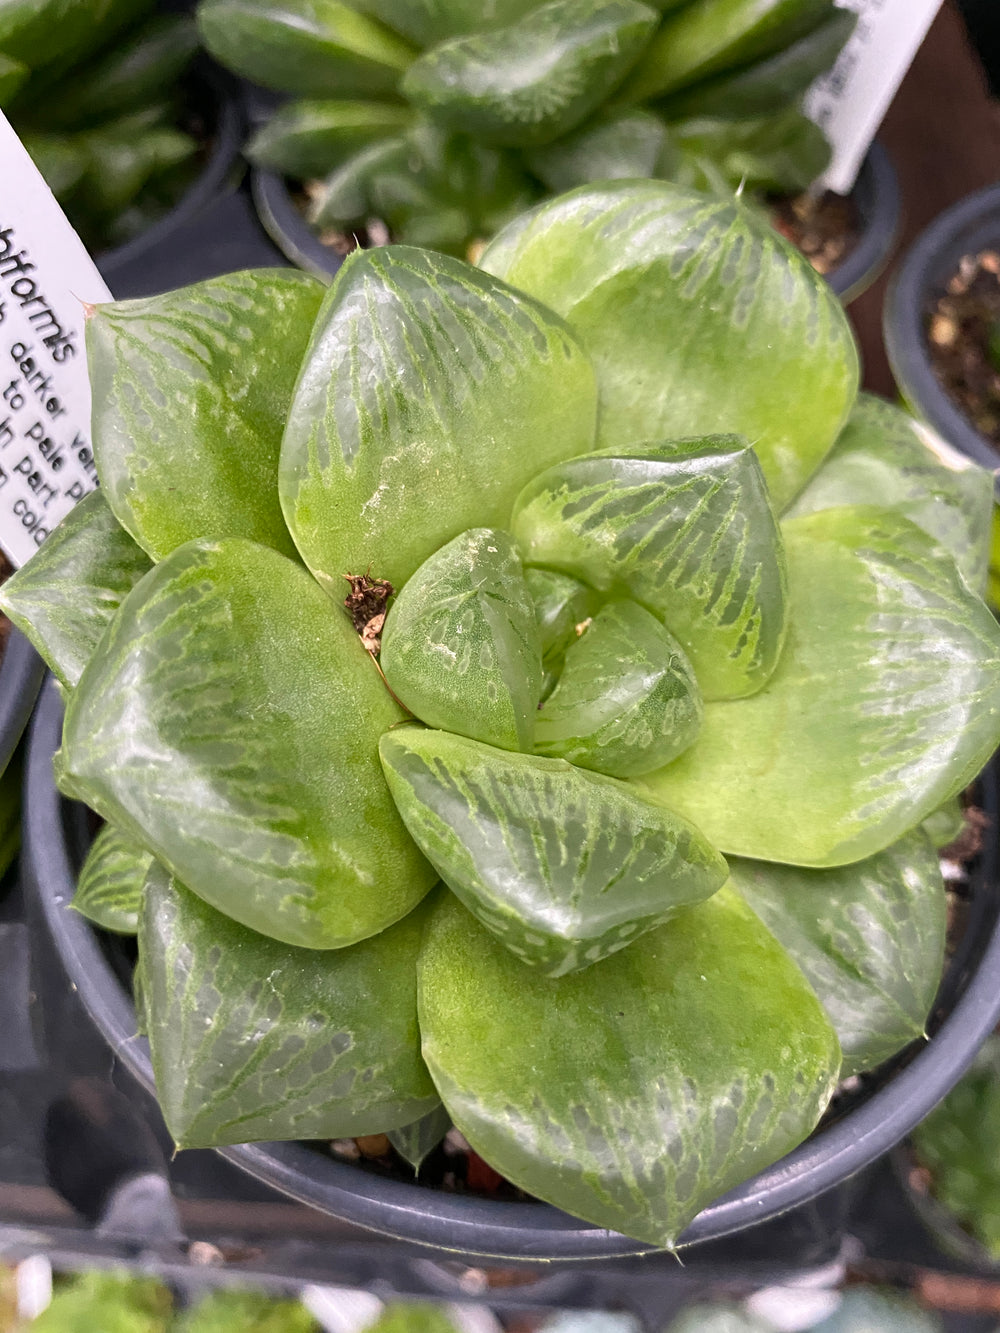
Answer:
[7,181,1000,1249]
[195,0,854,255]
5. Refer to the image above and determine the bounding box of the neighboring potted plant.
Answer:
[195,0,893,293]
[10,179,1000,1260]
[1,0,242,267]
[884,183,1000,477]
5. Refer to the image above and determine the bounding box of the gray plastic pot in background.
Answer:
[23,678,1000,1263]
[890,1142,1000,1275]
[884,182,1000,479]
[0,627,43,777]
[248,142,899,298]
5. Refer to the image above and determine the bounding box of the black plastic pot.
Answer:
[884,182,1000,479]
[97,65,245,295]
[24,679,1000,1263]
[249,142,899,298]
[0,628,43,778]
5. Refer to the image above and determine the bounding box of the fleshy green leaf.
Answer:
[141,867,438,1149]
[666,106,831,194]
[0,0,146,71]
[74,823,154,935]
[380,728,728,975]
[730,829,946,1076]
[178,1288,320,1333]
[0,489,152,689]
[402,0,660,149]
[30,1271,171,1333]
[626,0,836,103]
[525,566,602,664]
[785,393,995,596]
[535,600,702,776]
[195,0,415,99]
[359,0,541,48]
[417,888,840,1246]
[481,180,858,512]
[656,7,856,119]
[511,436,787,700]
[279,245,597,591]
[526,109,669,193]
[387,1102,451,1172]
[57,537,436,949]
[246,99,412,179]
[639,506,1000,866]
[380,528,542,752]
[922,797,964,850]
[0,53,29,107]
[87,270,325,562]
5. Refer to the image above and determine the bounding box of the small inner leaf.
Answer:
[74,823,155,935]
[141,867,438,1150]
[386,1102,452,1173]
[535,599,702,777]
[511,436,788,700]
[380,727,727,976]
[380,528,542,752]
[417,889,840,1247]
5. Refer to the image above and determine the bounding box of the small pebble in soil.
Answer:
[926,249,1000,447]
[771,189,860,276]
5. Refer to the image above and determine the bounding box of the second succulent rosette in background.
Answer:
[5,180,1000,1250]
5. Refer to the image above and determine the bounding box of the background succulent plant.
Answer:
[196,0,855,256]
[5,181,1000,1249]
[1,0,201,251]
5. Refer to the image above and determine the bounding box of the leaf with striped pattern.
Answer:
[380,728,727,976]
[278,245,598,592]
[512,436,787,700]
[73,823,155,935]
[534,600,702,776]
[401,0,660,149]
[57,537,436,949]
[380,529,542,752]
[417,888,840,1247]
[86,269,325,562]
[480,179,858,510]
[247,99,413,179]
[0,489,151,690]
[785,393,994,596]
[387,1103,452,1172]
[141,866,438,1149]
[639,506,1000,866]
[730,829,946,1076]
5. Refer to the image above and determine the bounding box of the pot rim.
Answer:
[23,679,1000,1262]
[883,181,1000,482]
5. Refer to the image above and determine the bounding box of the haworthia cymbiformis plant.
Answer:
[74,822,155,934]
[279,245,597,590]
[0,489,151,689]
[481,180,858,511]
[141,866,438,1148]
[511,436,787,700]
[380,727,728,975]
[86,269,325,562]
[729,828,946,1076]
[57,537,436,948]
[533,600,702,776]
[418,888,840,1246]
[640,506,1000,865]
[379,528,543,753]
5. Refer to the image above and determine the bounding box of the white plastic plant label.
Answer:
[0,111,111,567]
[805,0,944,195]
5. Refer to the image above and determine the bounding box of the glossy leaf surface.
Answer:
[640,507,1000,866]
[512,436,787,700]
[525,567,602,665]
[58,538,436,949]
[481,181,858,511]
[0,54,28,106]
[656,7,856,118]
[627,0,835,102]
[73,823,154,934]
[535,600,702,776]
[381,728,727,975]
[418,889,840,1245]
[386,1102,451,1172]
[0,489,152,689]
[142,868,438,1149]
[247,99,412,178]
[786,393,994,596]
[730,828,946,1075]
[87,270,325,562]
[380,529,542,752]
[402,0,659,149]
[359,0,541,47]
[0,0,145,70]
[196,0,415,99]
[280,245,597,591]
[668,106,831,194]
[526,109,668,193]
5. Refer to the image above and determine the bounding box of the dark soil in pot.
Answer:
[24,679,1000,1263]
[924,249,1000,450]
